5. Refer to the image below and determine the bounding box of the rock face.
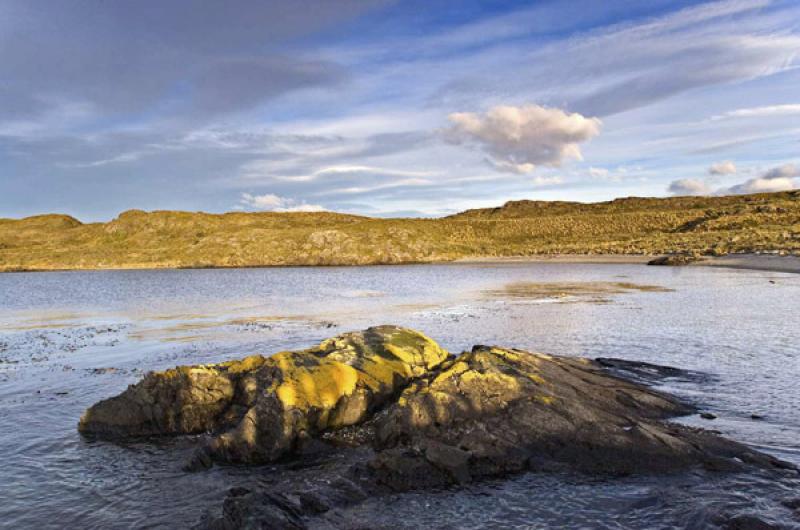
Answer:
[79,327,797,528]
[79,326,448,463]
[368,346,792,489]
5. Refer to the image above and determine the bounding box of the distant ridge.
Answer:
[2,191,799,271]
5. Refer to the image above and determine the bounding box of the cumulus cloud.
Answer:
[668,179,712,196]
[762,163,800,180]
[444,104,601,173]
[723,164,799,195]
[239,193,326,212]
[708,161,737,175]
[669,164,799,196]
[725,177,795,194]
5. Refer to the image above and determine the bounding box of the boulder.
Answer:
[79,325,448,463]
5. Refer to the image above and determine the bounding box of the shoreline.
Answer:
[3,253,800,275]
[457,253,800,274]
[455,253,800,274]
[452,255,654,265]
[691,254,800,274]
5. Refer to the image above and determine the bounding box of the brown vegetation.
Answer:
[2,191,800,271]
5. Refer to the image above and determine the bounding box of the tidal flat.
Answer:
[1,262,799,528]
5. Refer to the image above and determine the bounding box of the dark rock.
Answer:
[701,412,718,420]
[596,357,708,386]
[648,253,705,266]
[721,514,780,530]
[781,497,800,511]
[373,345,791,479]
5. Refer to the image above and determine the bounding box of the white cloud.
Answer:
[239,193,326,212]
[672,163,799,196]
[761,163,800,180]
[532,175,563,187]
[723,163,798,194]
[708,161,737,175]
[444,104,601,172]
[589,167,609,178]
[711,104,800,120]
[725,177,796,194]
[487,158,535,174]
[320,177,433,196]
[668,179,712,196]
[240,161,436,183]
[585,166,624,183]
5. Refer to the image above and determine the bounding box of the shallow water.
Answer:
[1,263,799,529]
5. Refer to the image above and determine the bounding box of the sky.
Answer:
[1,0,799,221]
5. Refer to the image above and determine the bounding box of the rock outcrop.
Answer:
[368,346,791,488]
[79,327,797,528]
[79,326,448,463]
[648,253,705,266]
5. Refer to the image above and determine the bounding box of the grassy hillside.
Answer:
[2,192,800,271]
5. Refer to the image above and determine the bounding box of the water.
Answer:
[0,263,798,529]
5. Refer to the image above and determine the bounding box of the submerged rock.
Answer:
[79,326,797,528]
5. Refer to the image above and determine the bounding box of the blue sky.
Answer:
[1,0,799,220]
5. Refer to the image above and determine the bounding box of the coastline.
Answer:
[691,253,800,274]
[455,253,800,274]
[453,255,654,265]
[3,253,800,275]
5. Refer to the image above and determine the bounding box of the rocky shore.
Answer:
[79,326,797,529]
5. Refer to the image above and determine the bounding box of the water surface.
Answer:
[1,263,798,528]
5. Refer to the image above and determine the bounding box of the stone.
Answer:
[373,345,791,479]
[79,325,449,464]
[78,327,798,528]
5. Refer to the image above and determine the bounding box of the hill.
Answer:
[2,191,799,271]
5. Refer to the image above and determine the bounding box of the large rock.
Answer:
[79,326,448,463]
[368,346,793,488]
[79,327,797,528]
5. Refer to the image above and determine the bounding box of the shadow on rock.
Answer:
[77,326,797,529]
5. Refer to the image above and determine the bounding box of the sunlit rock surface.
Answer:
[79,325,448,463]
[370,346,789,488]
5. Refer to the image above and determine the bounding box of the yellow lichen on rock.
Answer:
[217,354,267,374]
[274,360,359,410]
[79,325,450,465]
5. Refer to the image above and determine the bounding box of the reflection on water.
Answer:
[1,263,799,528]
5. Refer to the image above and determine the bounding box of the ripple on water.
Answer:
[0,263,799,528]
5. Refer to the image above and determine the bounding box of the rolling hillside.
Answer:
[2,191,800,271]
